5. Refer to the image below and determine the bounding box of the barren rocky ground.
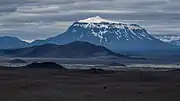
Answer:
[0,68,180,101]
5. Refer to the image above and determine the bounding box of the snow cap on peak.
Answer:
[78,16,119,23]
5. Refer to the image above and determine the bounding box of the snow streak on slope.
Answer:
[70,16,155,43]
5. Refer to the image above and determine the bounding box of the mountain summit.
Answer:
[78,16,119,23]
[30,16,175,52]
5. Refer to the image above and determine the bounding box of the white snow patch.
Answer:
[78,16,119,24]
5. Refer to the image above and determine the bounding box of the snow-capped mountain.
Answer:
[155,35,180,46]
[154,35,180,42]
[32,16,176,52]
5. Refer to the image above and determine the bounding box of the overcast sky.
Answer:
[0,0,180,41]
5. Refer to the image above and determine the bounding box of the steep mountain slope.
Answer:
[0,36,29,49]
[0,41,127,58]
[33,16,175,52]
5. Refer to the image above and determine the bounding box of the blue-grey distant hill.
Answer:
[0,41,127,58]
[0,36,28,49]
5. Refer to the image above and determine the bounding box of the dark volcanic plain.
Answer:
[0,67,180,101]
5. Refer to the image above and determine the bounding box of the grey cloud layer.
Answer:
[0,0,179,40]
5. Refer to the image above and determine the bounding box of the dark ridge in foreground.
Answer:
[81,68,112,74]
[23,62,67,70]
[0,62,67,70]
[0,41,127,58]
